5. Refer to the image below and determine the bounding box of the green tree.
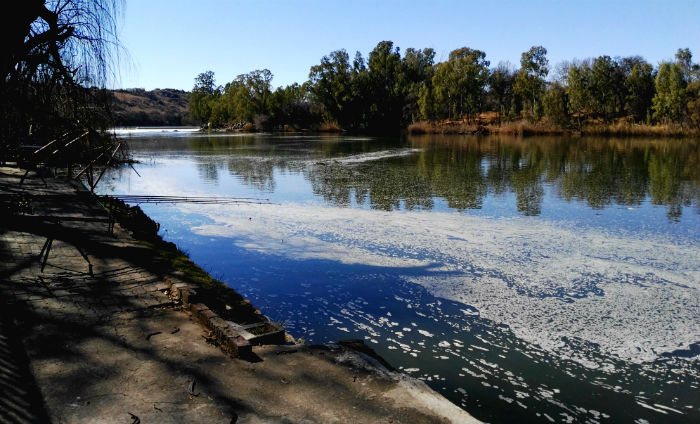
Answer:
[237,69,273,126]
[188,71,220,125]
[566,60,592,129]
[674,48,700,127]
[625,61,655,122]
[366,41,403,131]
[309,49,355,128]
[268,82,316,129]
[489,62,516,124]
[589,56,622,121]
[418,84,435,120]
[514,46,549,120]
[543,82,569,127]
[675,48,700,82]
[652,62,687,123]
[432,47,490,121]
[399,47,436,123]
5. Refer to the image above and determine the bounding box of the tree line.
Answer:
[188,41,699,133]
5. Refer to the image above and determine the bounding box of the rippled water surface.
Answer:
[100,132,700,424]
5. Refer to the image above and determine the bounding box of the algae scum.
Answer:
[101,132,699,424]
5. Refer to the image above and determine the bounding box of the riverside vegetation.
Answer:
[188,42,700,136]
[1,1,123,162]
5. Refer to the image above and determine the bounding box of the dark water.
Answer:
[101,131,699,424]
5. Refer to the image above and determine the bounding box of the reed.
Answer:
[318,120,344,132]
[580,122,697,137]
[407,118,697,137]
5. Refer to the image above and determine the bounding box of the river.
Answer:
[100,131,699,424]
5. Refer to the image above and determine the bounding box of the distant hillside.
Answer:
[110,88,195,126]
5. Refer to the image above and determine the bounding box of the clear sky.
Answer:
[114,0,699,91]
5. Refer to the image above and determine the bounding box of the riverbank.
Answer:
[0,166,479,423]
[200,117,698,138]
[407,116,698,137]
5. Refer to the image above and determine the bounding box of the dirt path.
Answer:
[0,167,479,423]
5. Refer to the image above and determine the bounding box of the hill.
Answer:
[110,88,194,126]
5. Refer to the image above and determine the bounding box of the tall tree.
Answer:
[489,62,516,124]
[589,56,622,121]
[366,41,403,131]
[188,71,219,125]
[309,49,355,127]
[514,46,549,120]
[625,61,655,122]
[543,82,569,127]
[432,47,490,121]
[565,60,592,129]
[675,48,700,82]
[652,62,687,124]
[400,47,436,123]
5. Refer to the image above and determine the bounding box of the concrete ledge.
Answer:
[165,278,197,306]
[163,278,293,357]
[227,321,286,346]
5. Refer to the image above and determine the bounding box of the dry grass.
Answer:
[407,117,697,137]
[491,120,567,136]
[408,118,566,136]
[581,121,697,137]
[408,119,486,135]
[318,120,344,132]
[241,123,256,132]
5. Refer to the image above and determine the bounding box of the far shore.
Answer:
[175,116,699,138]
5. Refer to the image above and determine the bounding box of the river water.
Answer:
[100,131,699,424]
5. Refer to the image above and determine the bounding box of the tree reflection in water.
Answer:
[176,134,698,219]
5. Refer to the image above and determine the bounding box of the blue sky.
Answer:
[114,0,699,91]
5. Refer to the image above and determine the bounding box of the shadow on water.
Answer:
[173,226,699,424]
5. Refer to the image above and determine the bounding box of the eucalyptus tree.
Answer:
[543,82,569,127]
[366,41,403,131]
[676,49,700,127]
[400,48,435,123]
[565,60,593,129]
[400,47,436,123]
[624,61,655,122]
[675,48,700,82]
[235,69,273,125]
[309,49,356,127]
[268,82,317,129]
[514,46,549,120]
[489,62,516,123]
[652,62,687,124]
[189,70,219,125]
[589,56,624,121]
[432,47,490,121]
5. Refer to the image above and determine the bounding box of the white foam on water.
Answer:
[112,127,200,136]
[652,403,684,414]
[418,329,435,338]
[145,197,697,367]
[636,401,668,414]
[328,148,422,164]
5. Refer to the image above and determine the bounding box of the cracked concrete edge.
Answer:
[159,266,480,423]
[163,277,253,358]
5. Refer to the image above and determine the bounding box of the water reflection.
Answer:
[105,133,700,424]
[156,134,700,219]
